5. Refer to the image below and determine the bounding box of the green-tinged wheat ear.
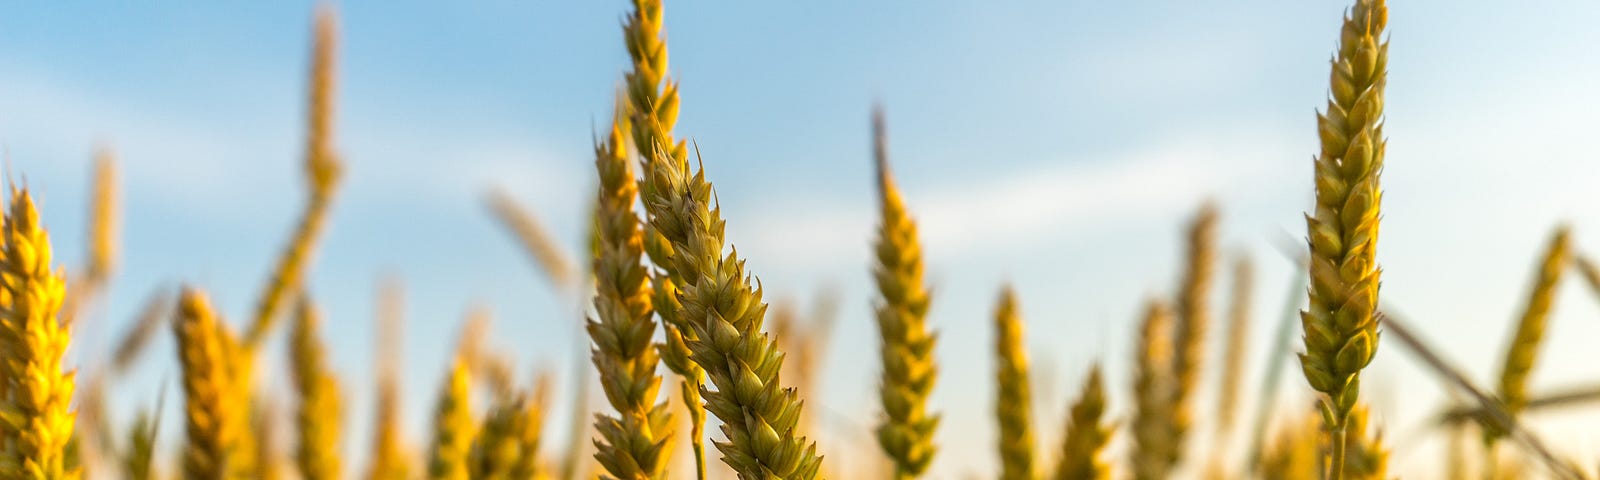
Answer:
[174,288,257,480]
[1490,226,1571,442]
[588,99,676,480]
[469,394,535,479]
[871,107,940,479]
[368,278,411,480]
[512,374,552,480]
[0,189,79,480]
[1216,255,1253,435]
[244,6,343,348]
[622,0,708,476]
[1130,300,1177,480]
[290,297,343,480]
[1300,0,1387,477]
[428,359,475,480]
[123,406,162,480]
[1052,364,1112,480]
[1169,204,1216,471]
[1257,413,1320,480]
[1334,405,1388,480]
[992,286,1034,480]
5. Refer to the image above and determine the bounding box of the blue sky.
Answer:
[5,1,1600,477]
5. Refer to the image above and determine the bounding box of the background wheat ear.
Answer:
[1489,225,1571,443]
[1300,0,1388,477]
[289,296,343,480]
[1051,363,1111,480]
[173,287,257,480]
[871,106,940,480]
[1130,300,1176,480]
[426,357,475,480]
[992,285,1035,480]
[1166,203,1216,476]
[367,277,412,480]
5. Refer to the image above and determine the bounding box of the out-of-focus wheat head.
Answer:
[86,148,118,289]
[290,297,343,480]
[588,100,675,479]
[485,189,577,289]
[174,288,256,479]
[1300,0,1387,476]
[367,278,411,480]
[870,108,940,479]
[1257,413,1320,480]
[1052,364,1111,480]
[1333,405,1388,480]
[1169,204,1215,471]
[1216,255,1253,434]
[0,189,79,480]
[1489,226,1570,442]
[427,358,475,480]
[122,407,161,480]
[1130,300,1176,480]
[244,6,344,348]
[992,287,1034,480]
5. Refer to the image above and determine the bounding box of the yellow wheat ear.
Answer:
[1490,226,1570,443]
[992,286,1035,480]
[290,296,343,480]
[0,188,79,480]
[174,288,257,480]
[1299,1,1387,477]
[1051,364,1111,480]
[426,358,475,480]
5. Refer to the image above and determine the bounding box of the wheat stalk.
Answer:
[1216,254,1253,435]
[1300,1,1388,477]
[174,288,256,480]
[870,108,940,480]
[992,286,1034,480]
[1051,364,1111,480]
[243,6,344,348]
[428,358,476,480]
[587,99,676,480]
[0,189,79,480]
[1490,226,1570,442]
[1166,204,1216,475]
[290,297,343,480]
[110,289,174,374]
[1130,300,1176,480]
[123,405,162,480]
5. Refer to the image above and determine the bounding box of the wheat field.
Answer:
[7,0,1600,479]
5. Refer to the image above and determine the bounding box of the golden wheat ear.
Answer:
[1051,364,1111,480]
[289,296,343,480]
[173,288,257,479]
[0,188,78,479]
[1489,226,1570,444]
[991,286,1035,480]
[1130,300,1177,480]
[367,277,412,480]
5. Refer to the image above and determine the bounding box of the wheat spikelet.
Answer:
[1490,226,1570,442]
[991,286,1034,480]
[367,278,411,480]
[243,6,344,348]
[1299,1,1388,476]
[620,1,709,476]
[0,189,78,480]
[173,288,256,480]
[1051,364,1111,480]
[1216,255,1253,435]
[290,297,343,480]
[587,100,676,480]
[428,358,475,480]
[1169,204,1216,470]
[869,108,940,480]
[485,189,578,289]
[1130,300,1176,480]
